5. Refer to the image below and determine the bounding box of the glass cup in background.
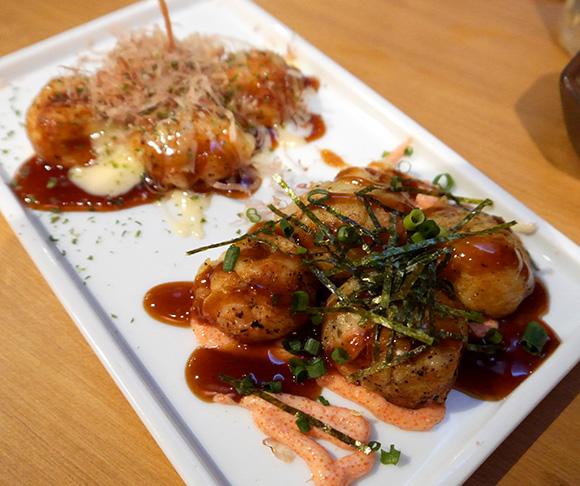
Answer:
[560,0,580,55]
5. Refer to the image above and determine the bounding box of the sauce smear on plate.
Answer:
[455,280,559,400]
[186,345,321,402]
[12,156,156,212]
[143,282,194,327]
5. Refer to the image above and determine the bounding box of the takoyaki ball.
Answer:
[26,77,94,167]
[192,235,321,343]
[220,50,308,129]
[322,279,468,409]
[293,168,415,254]
[133,105,256,190]
[425,205,534,318]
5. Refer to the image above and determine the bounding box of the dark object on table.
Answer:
[561,52,580,157]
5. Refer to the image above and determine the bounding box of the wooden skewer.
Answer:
[158,0,176,51]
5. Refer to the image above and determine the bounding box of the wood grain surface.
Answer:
[1,1,578,485]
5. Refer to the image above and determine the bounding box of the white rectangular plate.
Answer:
[1,1,580,485]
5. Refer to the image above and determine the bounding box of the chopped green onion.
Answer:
[411,232,425,243]
[404,146,414,156]
[484,328,503,345]
[433,173,455,191]
[279,219,294,238]
[417,219,440,239]
[304,338,322,356]
[403,209,425,231]
[46,177,57,189]
[282,338,303,355]
[233,375,255,396]
[311,313,323,326]
[437,225,449,237]
[291,290,309,312]
[296,246,307,255]
[380,444,401,465]
[307,188,330,205]
[246,208,261,223]
[331,347,350,365]
[397,159,411,173]
[390,176,403,189]
[318,395,330,406]
[368,441,381,452]
[222,245,240,272]
[296,416,311,433]
[520,321,548,356]
[305,357,328,378]
[289,357,308,382]
[263,380,283,393]
[262,220,276,234]
[337,225,356,243]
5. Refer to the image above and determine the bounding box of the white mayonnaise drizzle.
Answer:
[68,127,144,197]
[276,127,307,149]
[157,190,211,238]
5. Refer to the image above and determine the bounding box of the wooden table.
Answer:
[1,1,578,484]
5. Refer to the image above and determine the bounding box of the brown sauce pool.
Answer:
[455,280,559,400]
[11,156,157,212]
[143,282,194,327]
[11,156,264,212]
[185,345,321,402]
[306,114,326,142]
[320,149,349,168]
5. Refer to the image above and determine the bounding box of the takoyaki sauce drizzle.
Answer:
[12,156,157,212]
[455,279,559,400]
